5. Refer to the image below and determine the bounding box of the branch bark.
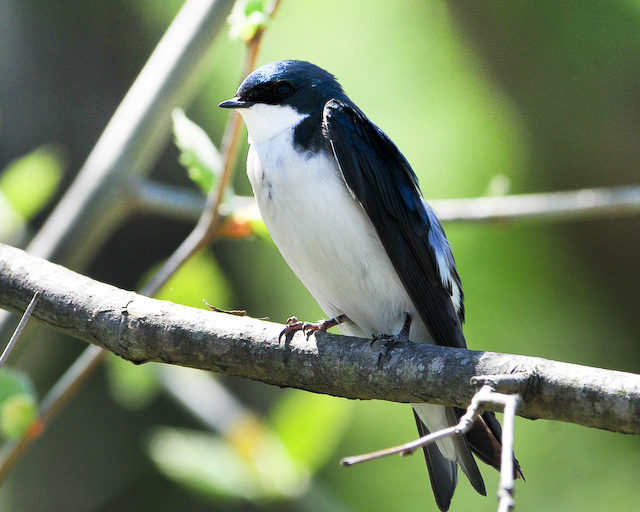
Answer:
[1,243,638,434]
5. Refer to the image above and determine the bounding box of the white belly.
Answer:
[247,131,431,341]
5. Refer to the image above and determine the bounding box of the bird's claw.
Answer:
[372,312,413,368]
[279,316,303,343]
[278,316,339,343]
[372,332,410,368]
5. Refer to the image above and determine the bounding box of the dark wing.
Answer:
[323,99,465,348]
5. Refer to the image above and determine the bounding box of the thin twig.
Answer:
[341,379,524,512]
[0,291,40,369]
[340,384,491,466]
[497,394,521,512]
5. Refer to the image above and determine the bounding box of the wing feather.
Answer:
[323,99,465,348]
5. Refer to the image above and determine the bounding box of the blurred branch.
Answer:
[131,182,640,226]
[136,173,639,223]
[142,0,282,293]
[23,0,236,269]
[135,181,207,222]
[0,0,235,334]
[433,184,640,223]
[0,0,237,481]
[1,242,638,436]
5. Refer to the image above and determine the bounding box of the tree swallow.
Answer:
[219,60,522,511]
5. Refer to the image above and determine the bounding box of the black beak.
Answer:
[218,97,254,109]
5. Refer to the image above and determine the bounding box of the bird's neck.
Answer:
[239,104,308,145]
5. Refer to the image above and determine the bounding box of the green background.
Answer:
[0,1,638,511]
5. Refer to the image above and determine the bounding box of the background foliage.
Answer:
[0,1,638,511]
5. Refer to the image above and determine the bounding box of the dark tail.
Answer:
[466,410,525,480]
[415,408,524,511]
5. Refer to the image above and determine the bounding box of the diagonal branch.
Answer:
[0,242,639,435]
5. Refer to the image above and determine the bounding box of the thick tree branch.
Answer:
[1,243,638,434]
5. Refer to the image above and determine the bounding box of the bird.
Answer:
[219,60,522,511]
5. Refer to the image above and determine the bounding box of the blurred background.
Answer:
[0,0,639,511]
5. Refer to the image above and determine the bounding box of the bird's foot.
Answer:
[371,313,412,367]
[278,314,347,343]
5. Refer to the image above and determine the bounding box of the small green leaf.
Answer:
[270,390,352,472]
[227,0,273,42]
[0,394,37,439]
[172,109,224,194]
[105,356,161,410]
[0,369,38,439]
[0,146,64,220]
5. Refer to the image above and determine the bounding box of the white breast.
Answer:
[241,109,428,341]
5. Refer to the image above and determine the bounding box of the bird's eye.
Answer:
[273,80,294,97]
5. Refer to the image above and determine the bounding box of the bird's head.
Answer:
[219,60,347,144]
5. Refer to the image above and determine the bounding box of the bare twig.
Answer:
[497,393,520,512]
[341,377,524,512]
[0,291,40,369]
[1,243,639,435]
[340,382,502,465]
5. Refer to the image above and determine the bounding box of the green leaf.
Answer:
[172,109,223,194]
[105,356,161,410]
[227,0,272,42]
[270,390,352,472]
[0,394,38,439]
[147,426,309,503]
[0,368,38,439]
[0,146,64,220]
